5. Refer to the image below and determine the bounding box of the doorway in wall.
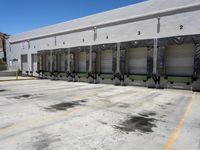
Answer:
[31,54,37,76]
[21,54,28,75]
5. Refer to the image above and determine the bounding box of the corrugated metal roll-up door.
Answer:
[21,54,28,75]
[65,53,68,72]
[42,54,47,71]
[128,47,147,75]
[46,54,51,72]
[120,49,126,74]
[41,54,45,71]
[56,53,61,72]
[60,53,66,72]
[166,44,194,76]
[101,50,113,74]
[70,53,75,72]
[78,52,87,73]
[157,47,166,76]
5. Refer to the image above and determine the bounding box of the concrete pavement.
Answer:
[0,79,199,150]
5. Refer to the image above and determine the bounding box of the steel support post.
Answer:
[67,48,70,72]
[50,50,53,72]
[89,46,92,72]
[117,43,121,73]
[153,39,158,75]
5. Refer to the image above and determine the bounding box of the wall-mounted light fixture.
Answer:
[93,27,97,41]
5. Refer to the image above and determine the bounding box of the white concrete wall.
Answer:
[8,0,200,42]
[6,0,200,71]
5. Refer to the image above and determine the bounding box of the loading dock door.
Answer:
[31,54,37,76]
[101,50,112,74]
[21,54,28,75]
[60,53,66,72]
[128,48,147,74]
[46,54,51,72]
[78,52,87,73]
[166,44,194,76]
[56,53,62,72]
[70,53,75,73]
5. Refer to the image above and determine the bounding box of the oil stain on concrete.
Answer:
[139,112,156,118]
[0,123,13,129]
[0,89,7,92]
[117,103,130,108]
[114,115,157,134]
[32,132,60,150]
[14,94,31,99]
[12,94,44,100]
[45,99,87,111]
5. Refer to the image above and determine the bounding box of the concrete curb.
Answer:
[0,78,37,82]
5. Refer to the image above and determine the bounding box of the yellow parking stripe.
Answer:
[165,92,196,150]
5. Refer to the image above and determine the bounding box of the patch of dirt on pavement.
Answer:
[158,104,167,110]
[13,94,44,100]
[139,112,156,117]
[166,102,173,105]
[114,116,157,134]
[32,132,60,150]
[98,120,108,125]
[0,89,7,92]
[14,94,31,99]
[45,99,87,111]
[117,103,130,108]
[0,123,13,129]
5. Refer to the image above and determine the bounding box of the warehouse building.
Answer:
[6,0,200,91]
[0,32,8,60]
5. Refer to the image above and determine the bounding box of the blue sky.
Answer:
[1,0,144,35]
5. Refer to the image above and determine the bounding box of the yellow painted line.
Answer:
[165,92,196,150]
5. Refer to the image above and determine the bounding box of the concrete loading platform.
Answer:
[0,79,199,150]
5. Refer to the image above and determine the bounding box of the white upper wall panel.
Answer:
[8,0,200,43]
[158,10,200,38]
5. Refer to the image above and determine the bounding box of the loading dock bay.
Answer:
[0,79,199,150]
